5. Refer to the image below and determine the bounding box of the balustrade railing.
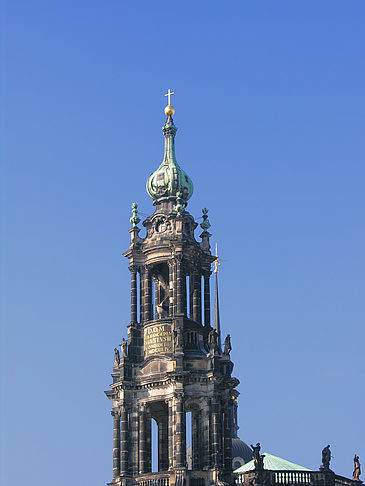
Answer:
[135,473,170,486]
[235,470,360,486]
[335,475,356,486]
[235,471,312,485]
[274,471,312,484]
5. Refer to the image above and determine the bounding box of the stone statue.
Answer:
[155,275,169,319]
[251,442,261,461]
[208,329,219,354]
[174,328,183,348]
[223,334,232,355]
[251,443,265,470]
[114,347,120,367]
[321,445,331,470]
[353,455,361,481]
[121,338,128,358]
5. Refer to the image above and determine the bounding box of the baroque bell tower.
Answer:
[105,93,239,486]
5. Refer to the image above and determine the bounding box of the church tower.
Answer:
[105,93,239,486]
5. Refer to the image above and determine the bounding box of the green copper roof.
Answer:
[146,116,193,202]
[234,453,312,473]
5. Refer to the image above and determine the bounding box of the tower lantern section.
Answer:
[105,99,239,486]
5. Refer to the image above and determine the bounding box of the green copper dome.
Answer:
[146,115,193,201]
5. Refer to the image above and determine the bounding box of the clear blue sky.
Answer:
[1,1,364,485]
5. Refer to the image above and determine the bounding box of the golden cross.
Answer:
[164,89,175,105]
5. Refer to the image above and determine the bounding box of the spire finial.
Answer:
[164,88,175,116]
[214,244,221,348]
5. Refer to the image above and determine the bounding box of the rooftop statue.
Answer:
[353,455,361,481]
[251,443,265,470]
[208,328,220,355]
[224,334,232,355]
[321,445,331,470]
[114,347,120,367]
[121,338,128,358]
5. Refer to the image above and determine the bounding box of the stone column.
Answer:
[176,258,185,316]
[130,266,138,323]
[223,403,232,471]
[168,261,174,317]
[112,410,121,479]
[143,267,152,322]
[120,405,129,475]
[154,276,160,319]
[211,398,222,468]
[174,394,186,468]
[167,399,174,469]
[183,272,187,317]
[202,404,211,469]
[193,272,201,324]
[146,412,152,473]
[139,268,144,325]
[130,406,139,475]
[139,405,148,473]
[203,273,211,327]
[192,410,202,470]
[189,274,194,318]
[158,414,169,471]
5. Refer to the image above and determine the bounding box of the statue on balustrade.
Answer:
[353,455,361,481]
[321,445,331,470]
[251,442,265,470]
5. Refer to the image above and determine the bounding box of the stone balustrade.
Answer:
[235,470,363,486]
[135,472,170,486]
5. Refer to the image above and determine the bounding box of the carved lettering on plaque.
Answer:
[144,324,173,357]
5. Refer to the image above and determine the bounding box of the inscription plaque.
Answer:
[144,323,173,357]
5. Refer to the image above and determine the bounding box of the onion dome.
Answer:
[146,104,193,202]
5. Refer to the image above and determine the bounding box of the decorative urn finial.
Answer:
[200,208,211,231]
[129,202,140,227]
[146,90,193,203]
